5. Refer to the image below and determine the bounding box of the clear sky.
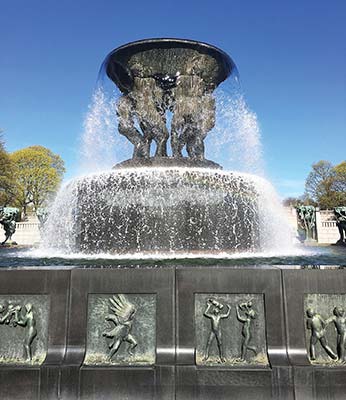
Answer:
[1,0,345,198]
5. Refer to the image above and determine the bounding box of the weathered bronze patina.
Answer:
[0,295,49,365]
[0,207,19,245]
[195,293,268,366]
[104,38,235,167]
[334,207,346,245]
[296,205,316,242]
[85,293,156,366]
[305,294,346,364]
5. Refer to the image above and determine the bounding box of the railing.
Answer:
[321,221,337,228]
[15,222,40,230]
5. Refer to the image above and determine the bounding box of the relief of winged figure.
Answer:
[102,294,138,359]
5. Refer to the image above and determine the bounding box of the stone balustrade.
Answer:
[284,207,342,244]
[1,221,41,245]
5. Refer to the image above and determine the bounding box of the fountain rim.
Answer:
[104,37,236,93]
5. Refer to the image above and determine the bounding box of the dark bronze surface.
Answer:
[103,38,236,164]
[334,207,346,245]
[105,38,235,93]
[0,266,346,398]
[0,207,19,245]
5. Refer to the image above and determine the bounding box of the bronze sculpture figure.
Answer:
[103,294,138,359]
[203,298,231,363]
[306,307,337,361]
[117,76,169,158]
[0,207,18,245]
[236,300,257,361]
[334,207,346,245]
[104,39,234,167]
[296,205,316,241]
[36,208,49,230]
[326,306,346,361]
[0,302,38,362]
[171,55,215,159]
[13,303,37,362]
[0,303,19,325]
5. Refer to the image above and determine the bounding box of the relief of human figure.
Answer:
[0,304,9,324]
[0,303,20,325]
[203,298,231,363]
[236,300,257,361]
[103,294,138,359]
[13,303,37,362]
[171,55,215,160]
[326,306,346,361]
[116,75,168,159]
[306,307,337,361]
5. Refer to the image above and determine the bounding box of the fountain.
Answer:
[1,39,346,400]
[42,38,290,256]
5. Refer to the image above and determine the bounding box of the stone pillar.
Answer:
[315,207,321,243]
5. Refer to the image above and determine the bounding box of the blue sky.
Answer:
[1,0,345,198]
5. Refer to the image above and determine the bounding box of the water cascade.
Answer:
[42,38,292,256]
[3,39,343,400]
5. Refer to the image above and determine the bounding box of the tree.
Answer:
[0,133,17,206]
[333,161,346,205]
[10,146,65,214]
[282,197,304,207]
[334,161,346,192]
[304,160,346,209]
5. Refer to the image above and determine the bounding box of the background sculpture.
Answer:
[296,205,316,242]
[36,208,49,231]
[334,207,346,245]
[0,207,19,245]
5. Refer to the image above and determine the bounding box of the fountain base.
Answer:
[73,168,260,254]
[114,157,222,170]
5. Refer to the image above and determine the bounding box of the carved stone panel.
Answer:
[305,294,346,365]
[195,293,268,366]
[84,294,156,366]
[0,295,49,365]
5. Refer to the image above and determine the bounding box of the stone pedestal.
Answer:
[0,265,345,399]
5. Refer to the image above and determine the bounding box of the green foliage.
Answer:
[334,161,346,192]
[304,160,346,209]
[0,134,18,206]
[282,197,304,207]
[10,145,65,213]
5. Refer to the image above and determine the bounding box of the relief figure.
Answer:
[203,298,231,363]
[236,300,257,361]
[326,306,346,361]
[13,303,37,362]
[0,303,20,325]
[306,307,337,360]
[103,294,138,359]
